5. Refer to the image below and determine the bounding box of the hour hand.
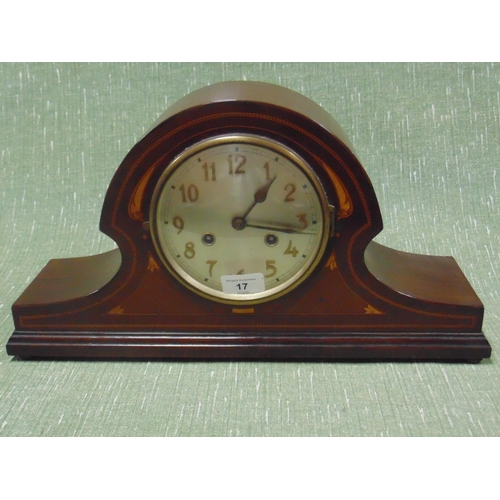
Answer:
[253,176,277,204]
[232,176,277,231]
[242,176,277,217]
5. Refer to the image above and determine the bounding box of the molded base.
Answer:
[7,330,492,362]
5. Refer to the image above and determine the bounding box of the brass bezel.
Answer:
[150,134,332,305]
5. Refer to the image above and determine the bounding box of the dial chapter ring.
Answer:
[149,134,332,305]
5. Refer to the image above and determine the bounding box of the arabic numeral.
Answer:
[228,155,246,174]
[180,184,199,202]
[202,162,216,181]
[184,241,196,259]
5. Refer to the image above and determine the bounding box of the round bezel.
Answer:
[150,134,331,305]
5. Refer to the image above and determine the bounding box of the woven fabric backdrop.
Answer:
[1,62,499,436]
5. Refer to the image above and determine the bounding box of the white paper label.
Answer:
[221,273,265,295]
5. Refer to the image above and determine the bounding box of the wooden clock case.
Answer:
[7,82,491,361]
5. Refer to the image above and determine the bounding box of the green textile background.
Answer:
[1,62,499,436]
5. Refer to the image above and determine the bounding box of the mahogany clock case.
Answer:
[6,82,491,362]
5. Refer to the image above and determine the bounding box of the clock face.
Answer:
[150,134,332,304]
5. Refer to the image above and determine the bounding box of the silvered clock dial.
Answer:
[151,135,333,304]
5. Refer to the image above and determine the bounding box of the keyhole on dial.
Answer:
[265,233,279,247]
[202,233,216,246]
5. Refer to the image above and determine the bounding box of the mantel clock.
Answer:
[7,82,491,361]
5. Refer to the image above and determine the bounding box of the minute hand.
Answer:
[244,222,315,235]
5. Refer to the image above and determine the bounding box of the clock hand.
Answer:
[244,222,315,235]
[254,175,277,201]
[232,176,277,231]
